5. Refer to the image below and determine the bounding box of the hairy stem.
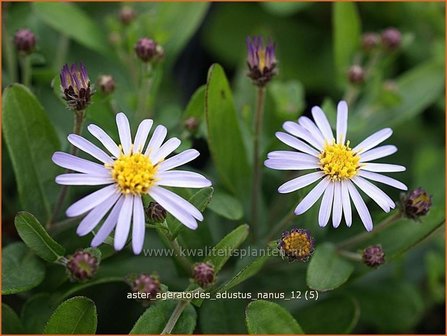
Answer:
[161,299,189,334]
[19,55,32,87]
[136,63,153,121]
[250,86,266,239]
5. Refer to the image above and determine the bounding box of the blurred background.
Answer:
[2,2,445,334]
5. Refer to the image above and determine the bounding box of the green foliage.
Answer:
[15,211,65,262]
[43,296,97,334]
[2,84,60,222]
[2,304,24,334]
[246,300,304,334]
[130,300,197,334]
[2,242,45,295]
[208,191,244,220]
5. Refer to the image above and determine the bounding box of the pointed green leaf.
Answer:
[2,242,45,295]
[205,64,251,199]
[15,211,65,262]
[246,300,304,334]
[2,84,60,222]
[307,243,354,291]
[130,300,197,334]
[208,190,243,220]
[205,224,249,273]
[44,296,97,334]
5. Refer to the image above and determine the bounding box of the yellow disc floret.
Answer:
[279,229,314,261]
[110,153,157,195]
[319,141,360,181]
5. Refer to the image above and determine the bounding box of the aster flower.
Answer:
[60,63,93,111]
[52,113,212,254]
[265,101,407,231]
[246,36,277,87]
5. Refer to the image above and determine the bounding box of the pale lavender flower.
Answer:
[265,101,407,231]
[52,113,212,254]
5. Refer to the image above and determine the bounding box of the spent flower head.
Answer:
[98,75,116,95]
[265,101,407,231]
[66,250,99,282]
[381,27,402,50]
[361,32,380,52]
[347,65,365,84]
[193,262,215,288]
[278,228,314,262]
[130,273,161,299]
[14,28,36,55]
[401,187,432,220]
[362,245,385,267]
[145,201,167,223]
[60,63,93,111]
[246,36,277,87]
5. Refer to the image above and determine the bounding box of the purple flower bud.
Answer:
[184,117,199,134]
[347,65,365,84]
[193,262,215,288]
[14,28,36,55]
[98,75,115,95]
[362,245,385,268]
[145,202,167,223]
[361,32,380,52]
[402,187,432,220]
[381,27,402,50]
[66,250,99,282]
[246,36,277,87]
[60,63,93,111]
[119,7,136,25]
[278,228,314,262]
[135,38,164,63]
[130,273,161,300]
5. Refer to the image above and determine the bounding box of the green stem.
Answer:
[156,221,193,276]
[337,211,402,249]
[250,86,266,239]
[337,249,363,262]
[3,20,17,83]
[135,63,153,121]
[48,110,86,228]
[19,55,32,87]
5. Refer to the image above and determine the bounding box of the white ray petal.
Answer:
[145,125,167,157]
[151,137,181,164]
[336,101,348,145]
[353,128,393,154]
[341,181,352,227]
[361,163,406,173]
[358,170,407,190]
[133,119,153,153]
[264,159,319,171]
[346,181,373,231]
[114,195,134,250]
[156,170,212,188]
[52,152,110,176]
[311,106,334,142]
[360,145,397,163]
[132,196,145,255]
[67,134,113,164]
[318,182,334,227]
[298,116,326,145]
[56,174,113,185]
[295,177,331,215]
[267,151,318,163]
[275,132,320,157]
[283,121,323,150]
[157,149,200,172]
[91,197,124,247]
[116,113,132,155]
[278,171,324,193]
[352,176,395,211]
[88,124,121,158]
[66,185,117,217]
[332,182,343,228]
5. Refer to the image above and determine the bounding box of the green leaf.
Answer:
[205,224,249,273]
[205,64,251,199]
[246,300,304,334]
[306,243,354,291]
[269,80,305,118]
[261,2,312,16]
[183,85,206,121]
[2,242,45,295]
[2,84,60,222]
[217,253,271,292]
[2,303,24,334]
[33,2,109,55]
[44,296,97,334]
[208,191,244,220]
[333,2,361,85]
[21,293,57,333]
[200,299,246,334]
[295,296,360,333]
[130,300,197,334]
[15,211,65,262]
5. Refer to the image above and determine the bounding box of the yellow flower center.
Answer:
[110,152,157,195]
[258,49,266,71]
[319,142,360,181]
[282,231,312,259]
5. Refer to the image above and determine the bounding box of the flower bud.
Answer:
[135,38,164,63]
[246,36,277,87]
[381,27,402,50]
[60,63,93,111]
[193,262,215,288]
[98,75,116,95]
[361,32,380,52]
[362,245,385,268]
[145,202,167,223]
[119,7,136,25]
[184,117,199,134]
[278,228,314,262]
[402,187,432,220]
[14,28,36,55]
[66,250,99,282]
[130,273,161,301]
[347,65,365,84]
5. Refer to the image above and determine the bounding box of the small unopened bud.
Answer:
[14,28,36,55]
[361,32,380,52]
[402,187,432,220]
[381,27,402,50]
[60,63,93,111]
[184,117,199,134]
[66,250,99,282]
[278,228,314,262]
[98,75,115,95]
[119,7,136,25]
[362,245,385,268]
[193,262,215,288]
[130,273,161,301]
[145,202,167,223]
[246,36,277,87]
[135,38,164,63]
[347,65,365,84]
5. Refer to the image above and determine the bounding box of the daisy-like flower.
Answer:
[265,101,407,231]
[52,113,212,254]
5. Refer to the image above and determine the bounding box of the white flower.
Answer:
[265,101,407,231]
[52,113,212,254]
